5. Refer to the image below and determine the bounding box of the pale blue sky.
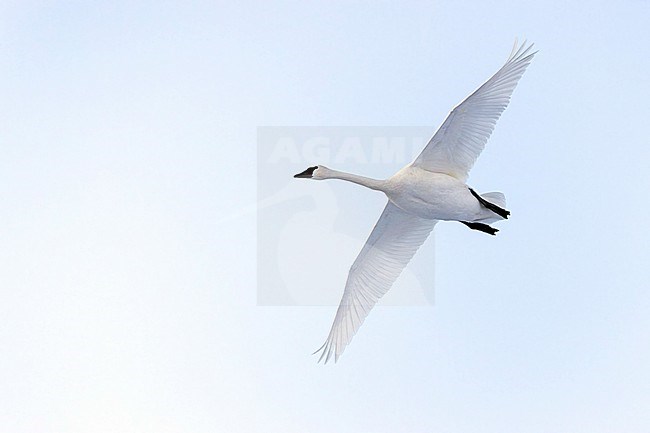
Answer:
[1,1,649,432]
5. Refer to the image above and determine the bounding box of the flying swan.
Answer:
[294,41,536,363]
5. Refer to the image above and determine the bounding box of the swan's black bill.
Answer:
[294,166,318,178]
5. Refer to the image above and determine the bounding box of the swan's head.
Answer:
[293,165,329,180]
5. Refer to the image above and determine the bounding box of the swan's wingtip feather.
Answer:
[508,38,519,60]
[311,340,327,356]
[312,338,337,364]
[313,335,348,364]
[508,38,537,62]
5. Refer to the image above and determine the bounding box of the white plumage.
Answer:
[294,40,536,363]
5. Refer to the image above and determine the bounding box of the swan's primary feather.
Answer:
[412,40,536,181]
[314,202,437,363]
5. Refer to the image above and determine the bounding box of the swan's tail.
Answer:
[481,192,506,209]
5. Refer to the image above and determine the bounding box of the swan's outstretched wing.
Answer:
[412,40,536,181]
[314,202,437,363]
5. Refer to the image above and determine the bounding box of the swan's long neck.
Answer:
[322,168,385,191]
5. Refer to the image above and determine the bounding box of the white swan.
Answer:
[294,41,536,363]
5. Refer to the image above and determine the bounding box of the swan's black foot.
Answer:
[469,188,510,219]
[460,221,499,236]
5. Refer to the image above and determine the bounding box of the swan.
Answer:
[294,40,536,363]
